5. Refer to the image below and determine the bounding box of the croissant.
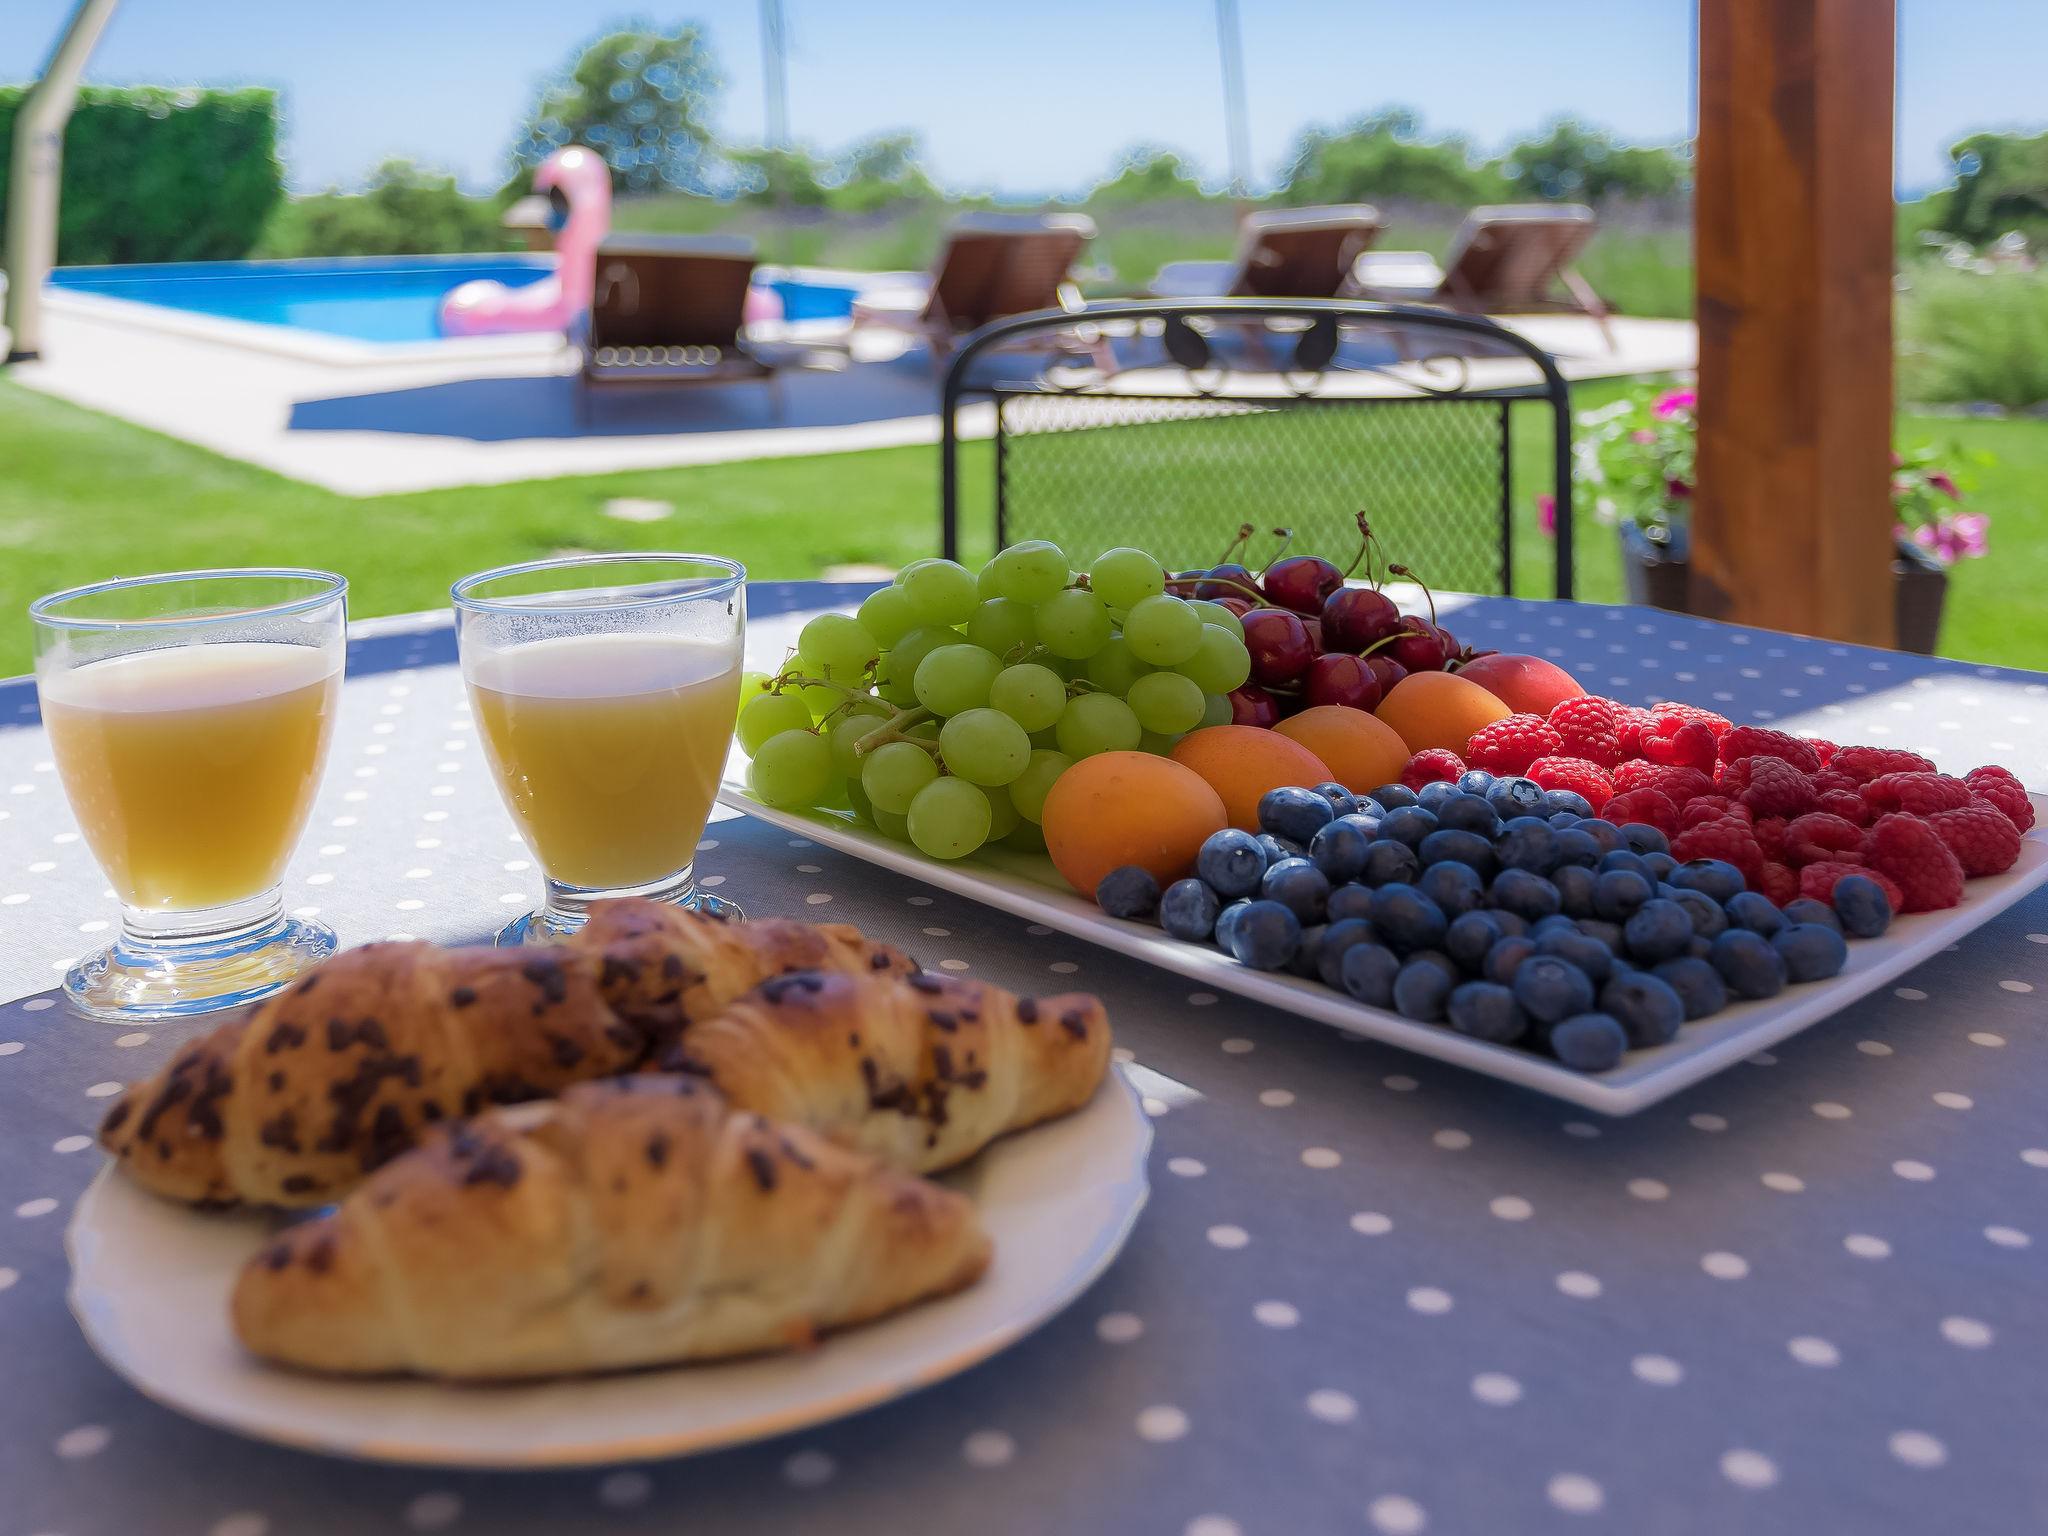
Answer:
[658,969,1111,1173]
[100,900,915,1209]
[231,1075,991,1379]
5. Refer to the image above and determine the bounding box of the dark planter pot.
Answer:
[1617,523,1695,612]
[1892,538,1949,656]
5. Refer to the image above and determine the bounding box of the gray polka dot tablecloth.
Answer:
[3,582,2046,1536]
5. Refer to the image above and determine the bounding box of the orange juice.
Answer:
[466,633,740,889]
[40,642,341,910]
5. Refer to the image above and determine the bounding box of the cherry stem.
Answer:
[1387,564,1438,625]
[1341,510,1375,580]
[1163,573,1270,605]
[1215,522,1254,566]
[1267,526,1295,564]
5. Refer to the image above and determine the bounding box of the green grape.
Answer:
[798,612,880,677]
[991,539,1070,603]
[846,777,876,824]
[816,775,852,811]
[987,662,1068,732]
[860,740,939,813]
[975,559,1004,599]
[965,597,1040,658]
[893,557,937,587]
[827,712,888,778]
[884,625,961,707]
[1083,635,1150,695]
[856,586,919,649]
[907,776,992,860]
[906,719,941,741]
[900,559,978,626]
[982,782,1022,842]
[1127,670,1206,735]
[740,669,774,700]
[1009,749,1072,822]
[1035,588,1112,659]
[737,690,814,753]
[913,643,1002,717]
[747,728,833,808]
[873,806,911,841]
[1123,593,1204,666]
[1186,599,1244,638]
[1199,692,1233,728]
[873,653,915,708]
[1002,818,1048,853]
[1056,692,1142,758]
[1137,729,1184,754]
[1090,547,1166,611]
[798,682,847,720]
[1175,623,1253,694]
[938,707,1032,786]
[1028,726,1060,751]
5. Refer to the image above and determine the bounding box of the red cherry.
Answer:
[1300,615,1324,652]
[1241,607,1316,686]
[1225,683,1281,728]
[1261,555,1344,616]
[1213,595,1256,618]
[1362,653,1409,694]
[1383,615,1447,674]
[1321,586,1402,652]
[1302,652,1383,711]
[1195,562,1257,601]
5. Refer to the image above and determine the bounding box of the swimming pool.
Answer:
[49,255,865,345]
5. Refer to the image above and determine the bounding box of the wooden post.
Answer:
[1691,0,1896,645]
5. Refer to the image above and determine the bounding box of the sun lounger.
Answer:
[578,234,779,413]
[1147,204,1383,299]
[1351,204,1614,346]
[850,212,1096,358]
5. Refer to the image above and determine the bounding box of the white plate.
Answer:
[66,1073,1152,1468]
[719,777,2048,1116]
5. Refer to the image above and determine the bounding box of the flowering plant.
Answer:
[1892,443,1991,566]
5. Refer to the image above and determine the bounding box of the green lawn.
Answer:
[0,374,2041,677]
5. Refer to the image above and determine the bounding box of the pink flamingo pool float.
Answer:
[438,146,611,338]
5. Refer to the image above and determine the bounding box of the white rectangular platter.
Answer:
[718,777,2048,1115]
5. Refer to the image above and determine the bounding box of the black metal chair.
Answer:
[938,299,1575,599]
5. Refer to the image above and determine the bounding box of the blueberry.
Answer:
[1339,941,1402,1007]
[1446,910,1505,972]
[1226,899,1302,971]
[1671,858,1747,903]
[1623,897,1694,963]
[1593,868,1655,922]
[1668,887,1727,939]
[1600,970,1685,1046]
[1435,793,1501,836]
[1316,917,1380,990]
[1573,818,1626,855]
[1781,897,1843,934]
[1652,956,1728,1020]
[1553,864,1598,917]
[1543,789,1595,818]
[1259,785,1336,845]
[1485,776,1548,817]
[1552,828,1602,869]
[1641,851,1678,882]
[1709,929,1788,999]
[1548,811,1581,829]
[1257,832,1304,865]
[1483,934,1537,984]
[1368,783,1419,811]
[1377,806,1439,849]
[1492,867,1563,922]
[1774,922,1849,982]
[1312,782,1358,817]
[1457,769,1497,795]
[1490,910,1530,939]
[1550,1012,1629,1072]
[1213,899,1250,952]
[1197,829,1266,900]
[1495,818,1559,874]
[1447,981,1529,1044]
[1308,819,1371,883]
[1326,882,1375,924]
[1392,955,1458,1022]
[1724,891,1787,938]
[1535,929,1616,985]
[1618,821,1670,855]
[1419,860,1486,917]
[1531,913,1580,941]
[1575,917,1624,951]
[1831,875,1894,939]
[1418,828,1496,879]
[1361,839,1422,887]
[1372,884,1449,954]
[1599,848,1651,877]
[1416,780,1461,813]
[1261,857,1330,923]
[1159,878,1221,942]
[1290,923,1328,979]
[1096,864,1162,920]
[1511,955,1597,1023]
[1685,934,1714,960]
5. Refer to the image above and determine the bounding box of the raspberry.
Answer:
[1926,802,2023,877]
[1525,755,1614,811]
[1735,757,1817,819]
[1671,815,1765,887]
[1718,726,1822,774]
[1863,813,1965,912]
[1815,789,1873,826]
[1615,704,1659,757]
[1861,772,1973,817]
[1401,749,1467,790]
[1800,861,1903,910]
[1783,812,1867,866]
[1680,795,1749,829]
[1810,767,1862,798]
[1612,761,1714,803]
[1809,739,1840,767]
[1965,766,2035,832]
[1832,745,1936,784]
[1753,815,1789,862]
[1546,697,1625,769]
[1758,860,1799,906]
[1464,713,1564,775]
[1644,718,1719,772]
[1651,701,1732,738]
[1603,787,1680,837]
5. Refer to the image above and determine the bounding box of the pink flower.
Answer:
[1912,523,1939,551]
[1535,493,1557,536]
[1653,389,1696,418]
[1951,511,1989,556]
[1630,428,1657,445]
[1927,470,1960,500]
[1665,477,1692,501]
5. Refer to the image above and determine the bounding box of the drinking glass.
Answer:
[32,569,348,1020]
[453,554,746,944]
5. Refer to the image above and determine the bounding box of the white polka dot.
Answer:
[1625,1178,1669,1201]
[1889,1430,1947,1469]
[1969,1031,2005,1048]
[1857,1040,1894,1056]
[596,1471,651,1508]
[1141,1096,1169,1117]
[1940,1316,1993,1348]
[0,1042,23,1057]
[16,1197,57,1218]
[1136,1405,1190,1442]
[1207,1224,1249,1250]
[1350,1211,1392,1236]
[1702,1251,1750,1280]
[1253,1299,1299,1328]
[114,1031,149,1049]
[0,894,27,906]
[52,1134,91,1154]
[404,1491,462,1530]
[1893,1159,1936,1182]
[2023,1149,2048,1169]
[211,1513,270,1536]
[1812,1101,1851,1120]
[1761,1172,1805,1193]
[1383,1074,1419,1092]
[1490,1195,1534,1221]
[23,997,55,1011]
[1986,1225,2030,1249]
[1406,1286,1452,1315]
[1895,987,1927,1001]
[1185,1518,1240,1536]
[1632,1354,1683,1386]
[1300,1146,1341,1170]
[1562,1120,1601,1138]
[1305,1388,1357,1424]
[782,1449,837,1488]
[1220,1037,1253,1054]
[1547,1473,1605,1514]
[962,1429,1016,1468]
[1187,991,1217,1006]
[1166,1156,1206,1178]
[84,1081,122,1099]
[1689,1113,1727,1132]
[499,892,526,905]
[1556,1270,1602,1299]
[1049,961,1079,974]
[1258,1088,1295,1108]
[804,893,833,906]
[1748,1052,1777,1067]
[1845,1233,1892,1259]
[54,1423,110,1458]
[1721,1449,1779,1489]
[1097,1312,1144,1343]
[1932,1092,1973,1111]
[1367,1495,1428,1536]
[1472,1372,1522,1406]
[1788,1336,1840,1367]
[1432,1128,1472,1151]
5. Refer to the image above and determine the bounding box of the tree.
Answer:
[1501,117,1688,201]
[1280,109,1506,207]
[264,160,504,258]
[1933,129,2048,247]
[830,132,940,213]
[511,26,721,194]
[1089,146,1210,203]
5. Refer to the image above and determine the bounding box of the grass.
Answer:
[0,374,2041,675]
[1899,265,2048,409]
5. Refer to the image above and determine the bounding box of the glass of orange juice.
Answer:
[32,569,347,1020]
[453,554,745,943]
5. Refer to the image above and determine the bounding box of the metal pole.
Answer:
[3,0,122,363]
[1214,0,1253,204]
[758,0,791,266]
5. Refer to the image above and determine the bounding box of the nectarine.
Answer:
[1374,671,1513,756]
[1169,726,1333,831]
[1454,653,1585,717]
[1041,751,1227,894]
[1273,706,1410,794]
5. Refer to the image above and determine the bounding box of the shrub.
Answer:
[0,85,283,265]
[255,160,510,258]
[1898,264,2048,410]
[1280,109,1510,208]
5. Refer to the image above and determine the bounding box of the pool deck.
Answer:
[5,294,1696,496]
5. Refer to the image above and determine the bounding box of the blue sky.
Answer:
[6,0,2044,197]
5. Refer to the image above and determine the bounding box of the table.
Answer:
[3,583,2045,1536]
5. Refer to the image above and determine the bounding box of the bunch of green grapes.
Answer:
[737,541,1252,862]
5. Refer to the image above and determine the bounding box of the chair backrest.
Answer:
[1233,205,1382,298]
[938,300,1575,600]
[1438,205,1597,309]
[589,234,758,349]
[925,213,1096,332]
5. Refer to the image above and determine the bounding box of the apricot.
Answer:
[1168,725,1334,832]
[1273,706,1410,794]
[1041,751,1228,895]
[1454,653,1585,717]
[1375,671,1513,756]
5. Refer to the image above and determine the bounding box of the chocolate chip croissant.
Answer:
[100,900,914,1209]
[231,1075,991,1379]
[658,969,1111,1173]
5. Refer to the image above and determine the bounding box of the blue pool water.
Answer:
[49,256,862,345]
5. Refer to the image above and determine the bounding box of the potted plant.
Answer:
[1557,382,1991,653]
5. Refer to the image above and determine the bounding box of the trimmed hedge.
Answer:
[0,86,283,265]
